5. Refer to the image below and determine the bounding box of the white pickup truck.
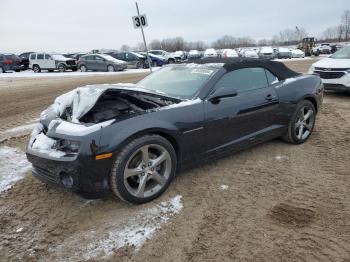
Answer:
[29,53,77,72]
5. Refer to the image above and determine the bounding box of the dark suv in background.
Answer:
[0,54,23,73]
[19,52,35,70]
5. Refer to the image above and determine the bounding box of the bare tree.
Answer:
[322,26,338,40]
[120,44,130,51]
[159,37,185,52]
[133,42,146,51]
[337,25,345,41]
[149,39,162,50]
[185,41,207,51]
[341,10,350,41]
[212,35,256,49]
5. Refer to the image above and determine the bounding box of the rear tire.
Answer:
[33,65,41,73]
[110,135,177,204]
[282,100,316,144]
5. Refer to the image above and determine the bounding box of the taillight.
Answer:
[4,59,13,65]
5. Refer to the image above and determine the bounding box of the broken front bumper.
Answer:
[26,123,114,198]
[26,151,113,198]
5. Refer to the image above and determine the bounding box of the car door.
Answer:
[125,52,138,68]
[35,53,45,69]
[204,67,280,155]
[94,55,106,71]
[85,55,98,71]
[44,54,55,69]
[29,53,36,69]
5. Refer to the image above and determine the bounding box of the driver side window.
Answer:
[214,67,269,93]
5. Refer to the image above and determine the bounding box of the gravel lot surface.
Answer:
[1,59,349,262]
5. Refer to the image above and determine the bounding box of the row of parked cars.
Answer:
[0,46,311,74]
[0,51,170,73]
[199,47,306,60]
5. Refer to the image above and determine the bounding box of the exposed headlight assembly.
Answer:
[55,139,80,154]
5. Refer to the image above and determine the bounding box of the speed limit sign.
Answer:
[132,14,148,29]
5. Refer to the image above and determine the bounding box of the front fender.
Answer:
[98,116,181,154]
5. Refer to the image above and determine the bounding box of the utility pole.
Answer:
[135,2,152,72]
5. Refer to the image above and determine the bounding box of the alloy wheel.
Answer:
[107,65,115,72]
[80,65,87,72]
[123,144,172,198]
[295,106,315,141]
[58,64,66,72]
[33,66,40,73]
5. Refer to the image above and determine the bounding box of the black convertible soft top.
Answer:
[187,58,300,80]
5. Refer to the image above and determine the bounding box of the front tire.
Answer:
[282,100,316,144]
[136,61,143,69]
[58,64,66,72]
[80,65,87,72]
[107,65,115,72]
[110,135,177,204]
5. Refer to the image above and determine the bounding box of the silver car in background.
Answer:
[78,54,127,72]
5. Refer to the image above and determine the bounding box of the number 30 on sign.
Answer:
[132,14,148,29]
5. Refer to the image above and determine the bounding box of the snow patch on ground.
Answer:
[220,185,229,190]
[275,155,289,160]
[0,119,39,139]
[50,195,183,261]
[273,57,312,61]
[1,123,38,134]
[0,68,153,79]
[0,146,32,193]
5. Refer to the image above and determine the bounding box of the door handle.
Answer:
[265,94,276,101]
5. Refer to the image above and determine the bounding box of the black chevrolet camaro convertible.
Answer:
[26,58,323,203]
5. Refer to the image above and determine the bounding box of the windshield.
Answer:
[137,65,220,99]
[330,46,350,59]
[52,54,67,60]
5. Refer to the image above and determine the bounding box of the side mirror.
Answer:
[209,88,238,104]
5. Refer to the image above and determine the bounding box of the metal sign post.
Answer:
[134,2,152,72]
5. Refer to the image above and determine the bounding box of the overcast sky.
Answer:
[0,0,348,53]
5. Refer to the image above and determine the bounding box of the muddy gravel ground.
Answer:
[1,60,350,262]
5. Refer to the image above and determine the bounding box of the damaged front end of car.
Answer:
[26,84,180,196]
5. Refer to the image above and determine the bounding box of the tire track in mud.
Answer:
[180,99,350,262]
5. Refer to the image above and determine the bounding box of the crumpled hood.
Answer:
[313,58,350,69]
[40,84,181,126]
